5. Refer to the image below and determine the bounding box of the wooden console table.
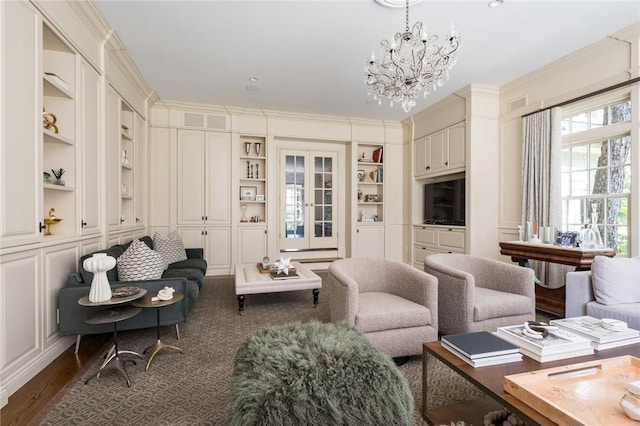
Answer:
[499,241,615,315]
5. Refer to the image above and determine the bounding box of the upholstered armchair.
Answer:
[423,253,535,335]
[327,258,438,358]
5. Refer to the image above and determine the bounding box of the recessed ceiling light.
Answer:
[249,77,258,82]
[488,0,504,8]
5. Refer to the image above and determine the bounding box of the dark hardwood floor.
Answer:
[1,334,108,426]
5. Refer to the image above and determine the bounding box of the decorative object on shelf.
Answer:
[43,208,62,235]
[83,253,116,303]
[364,0,461,112]
[517,225,524,241]
[366,194,379,202]
[250,164,254,179]
[43,171,52,183]
[357,170,365,182]
[246,160,251,178]
[555,231,578,247]
[244,142,252,156]
[262,256,270,270]
[121,184,128,196]
[579,203,604,248]
[51,168,65,185]
[42,108,59,134]
[255,163,259,179]
[240,203,248,222]
[240,186,257,201]
[44,72,70,91]
[255,194,265,201]
[121,149,129,166]
[254,142,261,156]
[357,187,363,201]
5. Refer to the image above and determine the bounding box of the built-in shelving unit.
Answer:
[356,144,384,223]
[120,102,135,224]
[42,22,77,237]
[238,135,267,224]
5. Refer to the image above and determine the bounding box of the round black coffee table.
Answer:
[84,305,143,387]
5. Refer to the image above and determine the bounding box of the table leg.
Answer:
[86,322,135,387]
[237,295,245,314]
[143,307,183,372]
[312,288,319,307]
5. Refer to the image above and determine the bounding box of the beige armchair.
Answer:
[423,253,535,335]
[327,258,438,358]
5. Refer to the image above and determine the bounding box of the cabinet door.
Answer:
[205,132,231,224]
[177,130,206,225]
[133,113,145,226]
[1,1,41,246]
[447,123,466,170]
[205,226,231,272]
[238,226,267,264]
[177,227,205,252]
[43,243,78,346]
[79,60,101,235]
[413,136,429,178]
[106,86,122,229]
[428,130,447,174]
[355,225,384,258]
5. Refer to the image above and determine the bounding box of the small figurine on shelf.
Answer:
[121,149,129,166]
[43,109,59,134]
[51,168,65,186]
[43,208,62,236]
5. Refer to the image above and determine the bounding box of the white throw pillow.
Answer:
[592,256,640,305]
[117,239,165,281]
[153,231,187,266]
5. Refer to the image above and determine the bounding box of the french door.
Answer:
[279,150,337,251]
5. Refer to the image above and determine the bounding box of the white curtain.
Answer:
[521,107,566,288]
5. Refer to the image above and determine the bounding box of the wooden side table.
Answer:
[132,292,185,371]
[84,305,143,387]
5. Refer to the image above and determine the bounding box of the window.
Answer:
[560,95,631,255]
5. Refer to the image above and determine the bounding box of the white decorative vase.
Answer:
[84,253,116,303]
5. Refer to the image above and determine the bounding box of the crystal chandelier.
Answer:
[365,0,461,113]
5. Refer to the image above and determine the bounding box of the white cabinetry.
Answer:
[355,224,385,258]
[412,224,466,267]
[414,122,465,178]
[238,226,268,264]
[177,129,232,273]
[79,59,101,235]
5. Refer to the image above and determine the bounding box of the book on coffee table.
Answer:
[441,331,520,359]
[441,340,522,367]
[270,271,299,280]
[550,316,640,348]
[496,325,593,360]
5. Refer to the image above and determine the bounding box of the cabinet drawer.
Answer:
[414,227,436,245]
[437,229,465,249]
[413,246,437,266]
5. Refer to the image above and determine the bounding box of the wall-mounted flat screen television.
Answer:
[423,177,465,226]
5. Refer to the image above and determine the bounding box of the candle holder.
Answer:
[244,142,251,156]
[255,142,261,156]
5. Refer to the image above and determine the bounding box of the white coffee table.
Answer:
[235,262,322,314]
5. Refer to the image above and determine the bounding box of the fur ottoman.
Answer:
[229,321,413,425]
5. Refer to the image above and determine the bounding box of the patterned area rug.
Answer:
[38,273,484,425]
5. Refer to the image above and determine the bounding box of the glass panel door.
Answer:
[279,150,337,251]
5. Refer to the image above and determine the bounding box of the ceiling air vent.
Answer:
[508,96,528,112]
[183,112,205,128]
[206,114,227,130]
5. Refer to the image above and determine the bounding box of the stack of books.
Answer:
[441,331,522,367]
[550,316,640,351]
[496,324,593,362]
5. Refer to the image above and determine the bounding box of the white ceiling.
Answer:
[93,0,640,122]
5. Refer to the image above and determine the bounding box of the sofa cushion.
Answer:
[79,245,125,284]
[355,292,431,333]
[117,239,165,281]
[586,301,640,331]
[154,231,187,266]
[474,288,533,322]
[162,268,205,289]
[168,258,207,275]
[592,256,640,305]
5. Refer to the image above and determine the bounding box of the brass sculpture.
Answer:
[43,208,62,235]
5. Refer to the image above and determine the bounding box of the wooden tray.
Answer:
[504,355,640,425]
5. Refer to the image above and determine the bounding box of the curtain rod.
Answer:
[523,76,640,118]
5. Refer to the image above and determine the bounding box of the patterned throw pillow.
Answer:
[117,239,165,281]
[153,231,188,266]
